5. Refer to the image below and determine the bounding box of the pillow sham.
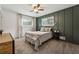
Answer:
[40,27,45,32]
[44,28,51,32]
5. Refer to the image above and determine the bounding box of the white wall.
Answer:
[0,12,2,30]
[0,6,2,30]
[1,8,36,38]
[2,9,17,38]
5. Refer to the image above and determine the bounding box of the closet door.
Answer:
[58,10,64,34]
[54,12,59,31]
[64,8,72,42]
[73,5,79,44]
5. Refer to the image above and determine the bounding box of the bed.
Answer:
[25,27,53,50]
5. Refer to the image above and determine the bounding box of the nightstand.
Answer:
[59,34,66,40]
[54,31,60,39]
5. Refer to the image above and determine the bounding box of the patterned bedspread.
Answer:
[25,31,53,50]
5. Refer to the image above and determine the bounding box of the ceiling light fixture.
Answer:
[31,4,44,13]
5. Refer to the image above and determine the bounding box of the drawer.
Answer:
[0,43,12,49]
[0,44,12,50]
[0,47,12,54]
[0,41,13,54]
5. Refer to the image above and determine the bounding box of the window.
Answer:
[22,15,33,27]
[42,16,54,26]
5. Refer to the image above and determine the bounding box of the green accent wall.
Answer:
[36,5,79,44]
[73,5,79,44]
[58,10,65,34]
[64,8,73,42]
[54,12,59,31]
[36,13,54,31]
[36,17,42,31]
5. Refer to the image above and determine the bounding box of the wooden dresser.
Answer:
[0,33,15,54]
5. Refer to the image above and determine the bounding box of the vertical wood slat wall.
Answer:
[73,5,79,44]
[64,8,73,42]
[36,5,79,44]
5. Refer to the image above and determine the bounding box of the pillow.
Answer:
[40,27,52,32]
[44,27,51,32]
[44,28,48,32]
[40,27,45,32]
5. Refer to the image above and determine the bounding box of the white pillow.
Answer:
[40,27,45,32]
[44,27,51,32]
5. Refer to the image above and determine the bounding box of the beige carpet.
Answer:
[15,38,79,54]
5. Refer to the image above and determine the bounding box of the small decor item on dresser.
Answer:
[0,30,3,34]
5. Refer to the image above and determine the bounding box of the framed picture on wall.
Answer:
[42,16,54,26]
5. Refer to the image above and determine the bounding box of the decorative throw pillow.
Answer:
[48,28,52,31]
[44,28,48,32]
[45,28,51,32]
[40,27,45,32]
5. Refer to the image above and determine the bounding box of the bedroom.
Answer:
[0,4,79,54]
